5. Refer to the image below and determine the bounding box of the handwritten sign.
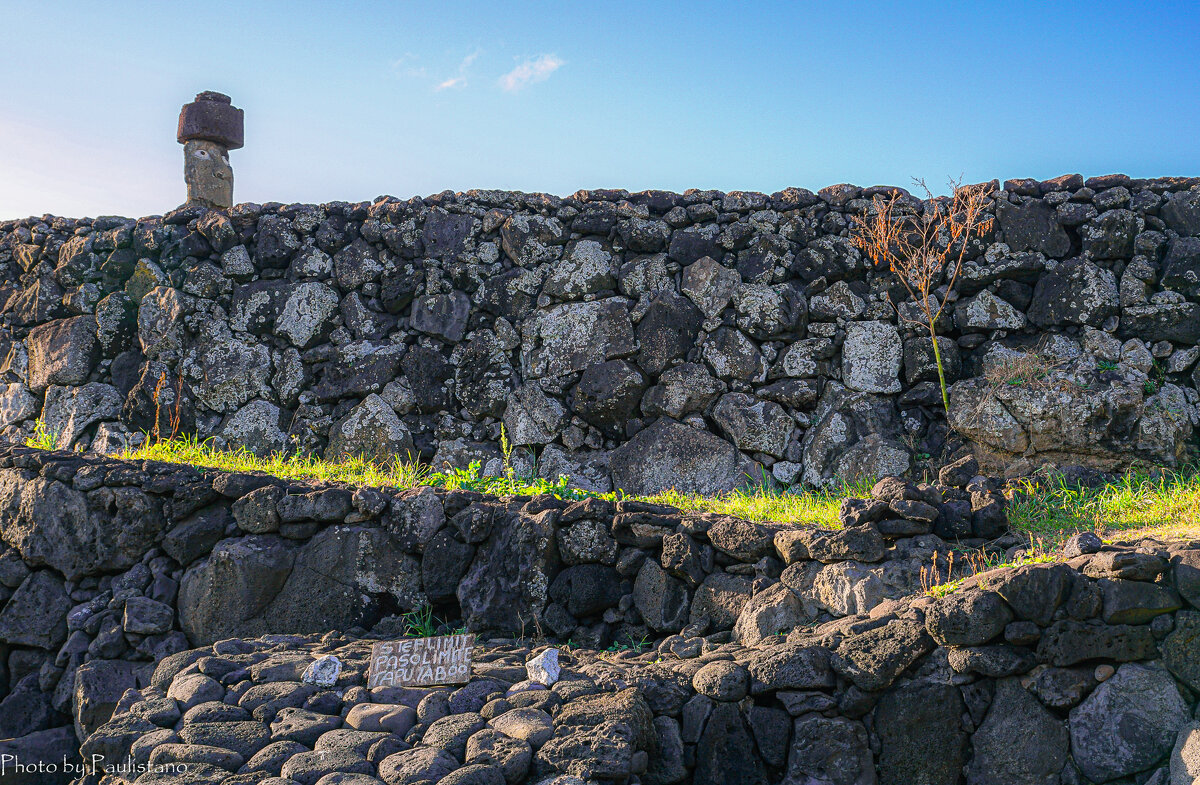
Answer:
[367,634,475,688]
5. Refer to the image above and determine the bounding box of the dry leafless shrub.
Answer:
[851,178,995,413]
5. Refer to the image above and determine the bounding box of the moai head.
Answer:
[177,91,243,209]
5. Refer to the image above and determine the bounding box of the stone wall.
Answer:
[2,175,1199,493]
[0,445,1198,784]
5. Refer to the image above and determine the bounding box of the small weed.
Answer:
[604,634,650,653]
[399,605,439,637]
[398,604,465,637]
[24,419,58,450]
[920,541,1060,598]
[1096,359,1119,372]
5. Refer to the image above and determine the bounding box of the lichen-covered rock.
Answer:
[702,327,766,382]
[640,363,724,420]
[524,299,636,379]
[801,387,910,487]
[711,393,793,458]
[504,384,568,446]
[954,289,1027,330]
[181,325,272,413]
[137,286,192,360]
[501,213,566,266]
[412,291,471,342]
[949,370,1194,471]
[610,419,758,496]
[1070,663,1190,783]
[326,394,414,463]
[680,256,739,318]
[543,240,615,299]
[26,315,98,393]
[276,282,339,348]
[1028,257,1119,327]
[842,321,902,394]
[636,290,703,377]
[218,399,288,455]
[40,382,122,449]
[998,198,1071,257]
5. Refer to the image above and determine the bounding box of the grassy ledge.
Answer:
[114,433,863,529]
[24,427,1200,547]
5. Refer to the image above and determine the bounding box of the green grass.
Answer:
[1006,466,1200,545]
[116,432,592,500]
[398,604,466,637]
[639,477,874,527]
[84,429,864,526]
[24,423,1200,546]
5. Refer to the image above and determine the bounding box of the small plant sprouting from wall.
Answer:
[150,371,185,445]
[851,178,994,414]
[25,418,58,450]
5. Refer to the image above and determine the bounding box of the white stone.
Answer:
[841,321,902,394]
[277,282,339,349]
[302,655,342,687]
[958,289,1027,330]
[221,245,255,277]
[526,648,560,686]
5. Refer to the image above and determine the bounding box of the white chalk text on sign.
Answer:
[367,634,475,688]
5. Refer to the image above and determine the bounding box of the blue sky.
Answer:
[2,1,1198,218]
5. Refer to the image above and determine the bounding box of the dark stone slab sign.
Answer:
[367,633,475,687]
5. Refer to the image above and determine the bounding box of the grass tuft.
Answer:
[1006,466,1200,544]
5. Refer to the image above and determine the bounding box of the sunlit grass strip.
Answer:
[640,478,875,528]
[115,433,865,526]
[125,434,434,489]
[1006,466,1200,544]
[118,438,1200,540]
[25,425,1200,543]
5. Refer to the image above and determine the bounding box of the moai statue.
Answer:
[177,91,243,209]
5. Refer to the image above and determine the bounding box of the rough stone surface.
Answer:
[1070,663,1191,783]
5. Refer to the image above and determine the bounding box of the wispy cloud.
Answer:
[390,52,427,79]
[498,54,564,92]
[435,50,481,92]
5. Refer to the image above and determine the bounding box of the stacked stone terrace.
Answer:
[2,176,1200,781]
[0,175,1198,496]
[0,446,1196,783]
